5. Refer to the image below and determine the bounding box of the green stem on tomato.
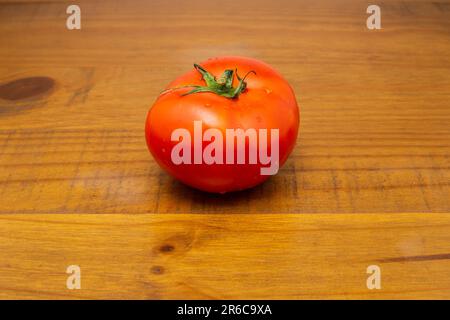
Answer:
[161,64,256,99]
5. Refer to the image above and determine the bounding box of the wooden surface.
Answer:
[0,0,449,299]
[1,213,450,299]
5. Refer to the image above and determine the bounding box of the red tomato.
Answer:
[145,56,299,193]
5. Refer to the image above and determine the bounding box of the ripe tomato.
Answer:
[145,56,299,193]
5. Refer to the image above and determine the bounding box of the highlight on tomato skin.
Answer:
[145,56,300,193]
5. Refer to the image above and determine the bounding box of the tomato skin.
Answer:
[145,56,299,193]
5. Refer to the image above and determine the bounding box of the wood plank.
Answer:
[0,127,449,213]
[0,0,449,213]
[1,213,449,299]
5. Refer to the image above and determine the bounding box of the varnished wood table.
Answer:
[0,0,449,299]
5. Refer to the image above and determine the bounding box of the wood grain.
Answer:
[1,213,450,299]
[1,0,449,214]
[0,0,449,299]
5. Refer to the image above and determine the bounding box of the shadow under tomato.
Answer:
[159,170,291,214]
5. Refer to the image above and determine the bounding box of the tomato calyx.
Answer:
[161,64,256,99]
